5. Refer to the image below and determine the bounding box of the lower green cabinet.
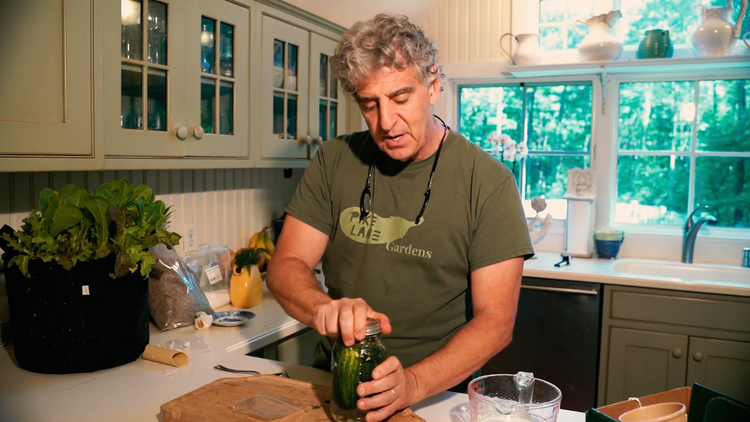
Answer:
[599,285,750,406]
[606,328,688,403]
[686,336,750,401]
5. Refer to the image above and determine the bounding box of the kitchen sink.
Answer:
[611,259,750,285]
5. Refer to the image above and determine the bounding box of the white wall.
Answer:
[0,168,303,345]
[420,0,512,63]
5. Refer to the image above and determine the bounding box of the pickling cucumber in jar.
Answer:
[331,318,387,422]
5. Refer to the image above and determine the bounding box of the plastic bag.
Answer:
[182,244,232,309]
[148,244,213,331]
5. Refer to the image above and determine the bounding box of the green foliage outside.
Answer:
[618,79,749,228]
[459,76,748,229]
[1,179,182,278]
[459,83,592,202]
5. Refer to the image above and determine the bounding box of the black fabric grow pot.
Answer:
[4,254,149,374]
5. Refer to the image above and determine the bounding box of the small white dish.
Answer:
[212,310,256,327]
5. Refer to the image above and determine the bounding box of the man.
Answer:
[267,13,533,422]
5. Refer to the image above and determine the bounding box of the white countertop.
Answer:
[10,253,743,421]
[525,252,750,297]
[0,287,584,421]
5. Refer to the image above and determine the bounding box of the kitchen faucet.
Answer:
[682,205,718,264]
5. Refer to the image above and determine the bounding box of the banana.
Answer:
[262,226,276,257]
[248,230,262,249]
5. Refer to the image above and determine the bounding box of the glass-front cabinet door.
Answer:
[185,0,248,157]
[105,0,186,157]
[261,16,310,159]
[105,0,248,159]
[309,34,347,158]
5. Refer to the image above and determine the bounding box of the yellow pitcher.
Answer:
[230,248,265,308]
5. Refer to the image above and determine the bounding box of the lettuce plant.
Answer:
[1,179,181,279]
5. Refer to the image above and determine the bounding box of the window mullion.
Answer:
[520,83,528,198]
[688,79,699,212]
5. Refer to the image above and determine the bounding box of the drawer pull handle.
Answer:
[672,348,683,358]
[693,352,704,362]
[520,285,598,295]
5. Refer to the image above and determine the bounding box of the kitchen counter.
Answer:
[7,252,739,420]
[525,252,749,297]
[0,289,584,421]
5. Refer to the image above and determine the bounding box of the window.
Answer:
[458,83,593,218]
[539,0,596,51]
[616,78,750,229]
[539,0,750,50]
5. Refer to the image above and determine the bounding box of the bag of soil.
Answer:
[149,244,213,331]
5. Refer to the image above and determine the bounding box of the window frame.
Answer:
[447,68,749,239]
[449,74,602,235]
[456,80,595,213]
[603,70,750,237]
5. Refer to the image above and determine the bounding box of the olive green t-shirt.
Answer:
[286,130,534,369]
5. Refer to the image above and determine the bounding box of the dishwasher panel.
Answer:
[481,277,602,411]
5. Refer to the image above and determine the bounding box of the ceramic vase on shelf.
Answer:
[692,0,748,56]
[499,33,542,66]
[574,10,623,61]
[637,29,673,59]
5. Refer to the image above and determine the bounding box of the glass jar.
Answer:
[331,318,387,422]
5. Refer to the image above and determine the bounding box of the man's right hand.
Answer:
[312,297,391,346]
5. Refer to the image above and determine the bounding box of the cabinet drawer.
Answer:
[611,291,750,332]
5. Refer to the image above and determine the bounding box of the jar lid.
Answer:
[366,318,381,336]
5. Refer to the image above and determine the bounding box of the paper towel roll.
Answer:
[142,345,189,367]
[566,199,592,256]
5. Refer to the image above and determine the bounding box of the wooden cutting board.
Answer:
[160,375,426,422]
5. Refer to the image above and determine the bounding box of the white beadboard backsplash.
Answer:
[0,168,303,256]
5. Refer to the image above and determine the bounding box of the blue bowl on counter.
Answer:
[595,239,623,259]
[595,230,624,259]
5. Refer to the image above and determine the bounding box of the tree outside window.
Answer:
[617,78,750,228]
[459,83,593,219]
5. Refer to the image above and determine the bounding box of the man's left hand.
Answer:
[354,356,418,422]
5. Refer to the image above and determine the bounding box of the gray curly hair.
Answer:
[330,13,445,99]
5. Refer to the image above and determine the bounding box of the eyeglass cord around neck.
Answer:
[359,115,449,224]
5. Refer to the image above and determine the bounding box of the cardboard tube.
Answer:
[142,345,189,367]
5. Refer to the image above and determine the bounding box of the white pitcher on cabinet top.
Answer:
[574,10,623,61]
[692,0,748,56]
[499,33,542,66]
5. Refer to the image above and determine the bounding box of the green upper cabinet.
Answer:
[261,16,310,161]
[104,0,249,159]
[309,33,347,158]
[258,15,347,165]
[0,0,101,171]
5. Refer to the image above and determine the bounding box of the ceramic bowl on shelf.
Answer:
[637,29,673,59]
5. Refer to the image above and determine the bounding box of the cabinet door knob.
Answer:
[672,348,683,358]
[193,126,204,140]
[693,352,704,362]
[301,135,312,145]
[174,126,188,141]
[314,136,323,145]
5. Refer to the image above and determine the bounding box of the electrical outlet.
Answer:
[183,223,197,253]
